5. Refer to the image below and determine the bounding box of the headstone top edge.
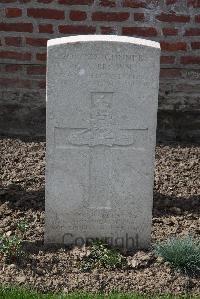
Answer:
[47,35,160,50]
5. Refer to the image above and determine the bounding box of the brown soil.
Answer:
[0,137,199,295]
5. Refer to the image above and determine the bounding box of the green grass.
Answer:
[154,236,200,275]
[0,286,199,299]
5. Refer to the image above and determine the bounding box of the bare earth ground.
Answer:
[0,137,199,295]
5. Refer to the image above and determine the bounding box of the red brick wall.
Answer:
[0,0,200,141]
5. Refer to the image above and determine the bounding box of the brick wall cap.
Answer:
[47,34,160,49]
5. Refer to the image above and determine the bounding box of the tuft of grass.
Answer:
[0,219,29,263]
[154,236,200,275]
[0,235,23,262]
[17,220,29,235]
[81,240,127,271]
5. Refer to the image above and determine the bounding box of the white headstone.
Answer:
[45,35,160,249]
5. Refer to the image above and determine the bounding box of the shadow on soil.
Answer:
[153,193,200,216]
[0,184,45,211]
[0,182,199,215]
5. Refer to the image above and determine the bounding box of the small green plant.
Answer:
[0,219,29,262]
[82,240,127,271]
[17,220,29,235]
[154,236,200,275]
[0,235,22,262]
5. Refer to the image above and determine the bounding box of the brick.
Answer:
[99,0,116,7]
[69,10,87,21]
[27,8,65,20]
[123,0,146,8]
[166,0,177,4]
[191,42,200,49]
[0,50,31,61]
[160,41,187,51]
[100,26,116,34]
[37,0,54,2]
[195,15,200,22]
[160,56,175,64]
[181,56,200,64]
[58,0,93,4]
[160,69,181,78]
[162,28,178,36]
[0,0,16,2]
[185,28,200,36]
[27,65,46,75]
[134,13,145,21]
[6,8,22,18]
[0,77,31,88]
[176,83,199,92]
[122,26,157,37]
[36,52,47,61]
[59,25,96,34]
[156,13,190,23]
[5,36,22,46]
[39,24,53,33]
[38,80,46,89]
[92,12,129,22]
[26,37,48,47]
[0,22,33,32]
[187,0,200,7]
[5,64,22,72]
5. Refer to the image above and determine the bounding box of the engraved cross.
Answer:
[55,92,148,208]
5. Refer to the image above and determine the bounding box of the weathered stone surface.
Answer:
[45,35,160,249]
